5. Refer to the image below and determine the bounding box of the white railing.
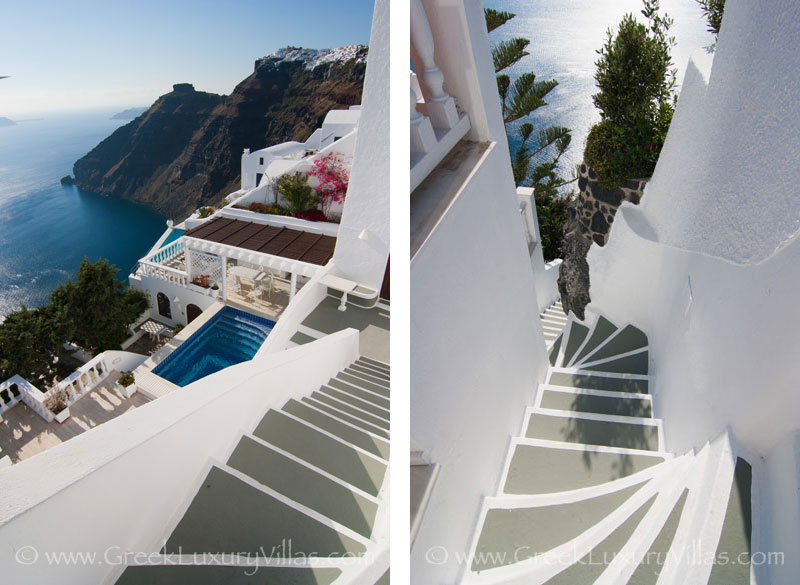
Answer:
[142,238,184,266]
[410,0,471,192]
[53,353,113,410]
[137,262,188,286]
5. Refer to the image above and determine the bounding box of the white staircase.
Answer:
[461,311,755,585]
[114,356,391,585]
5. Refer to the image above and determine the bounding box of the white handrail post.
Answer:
[411,0,460,130]
[411,88,437,154]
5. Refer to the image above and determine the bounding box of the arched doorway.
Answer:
[186,303,202,324]
[156,292,172,319]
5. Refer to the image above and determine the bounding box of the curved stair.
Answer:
[462,313,756,585]
[114,356,390,585]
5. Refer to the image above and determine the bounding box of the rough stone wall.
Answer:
[557,164,647,319]
[575,164,647,246]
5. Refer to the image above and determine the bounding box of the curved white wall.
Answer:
[627,0,800,264]
[587,3,800,570]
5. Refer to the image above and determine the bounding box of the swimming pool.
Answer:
[159,228,184,249]
[153,307,275,387]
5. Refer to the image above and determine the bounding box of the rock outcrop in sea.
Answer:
[73,46,367,219]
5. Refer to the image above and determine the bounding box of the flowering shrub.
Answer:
[308,153,349,208]
[191,274,212,288]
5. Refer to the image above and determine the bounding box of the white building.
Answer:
[411,0,799,584]
[240,106,361,191]
[0,0,389,582]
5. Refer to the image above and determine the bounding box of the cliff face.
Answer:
[73,47,367,219]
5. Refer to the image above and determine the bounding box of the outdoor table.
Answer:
[320,274,358,312]
[141,319,168,341]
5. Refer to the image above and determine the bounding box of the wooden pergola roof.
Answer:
[184,217,337,266]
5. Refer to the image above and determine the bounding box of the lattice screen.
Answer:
[188,250,223,283]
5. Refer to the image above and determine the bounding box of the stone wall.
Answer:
[557,164,647,319]
[575,164,647,246]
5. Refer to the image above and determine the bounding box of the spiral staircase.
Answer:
[461,303,754,585]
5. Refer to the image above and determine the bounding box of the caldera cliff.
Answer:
[73,46,367,219]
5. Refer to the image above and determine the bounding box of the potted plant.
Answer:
[45,387,71,423]
[117,371,137,398]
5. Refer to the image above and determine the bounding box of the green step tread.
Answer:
[254,410,386,496]
[707,458,752,585]
[321,384,390,420]
[329,377,390,410]
[227,435,378,538]
[349,363,390,382]
[544,494,657,584]
[549,335,563,366]
[584,351,648,375]
[505,444,665,494]
[115,565,341,585]
[628,489,689,584]
[310,391,390,430]
[582,324,648,365]
[337,371,389,396]
[540,390,652,418]
[548,372,649,394]
[526,413,659,451]
[573,316,617,364]
[472,482,646,571]
[302,396,390,439]
[164,466,366,556]
[282,398,389,459]
[563,321,590,366]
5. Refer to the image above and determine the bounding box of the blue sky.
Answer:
[0,0,375,116]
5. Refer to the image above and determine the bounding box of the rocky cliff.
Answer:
[73,46,367,219]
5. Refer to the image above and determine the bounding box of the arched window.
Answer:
[186,304,202,324]
[157,292,172,319]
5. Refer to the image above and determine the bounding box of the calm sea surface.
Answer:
[0,110,167,318]
[488,0,714,183]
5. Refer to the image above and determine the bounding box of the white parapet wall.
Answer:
[586,2,800,578]
[411,142,550,584]
[0,329,360,584]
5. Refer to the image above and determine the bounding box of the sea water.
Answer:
[488,0,713,183]
[0,109,168,318]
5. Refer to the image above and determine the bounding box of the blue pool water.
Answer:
[153,307,275,387]
[159,228,184,249]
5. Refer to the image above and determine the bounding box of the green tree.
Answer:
[585,0,676,188]
[276,172,318,214]
[0,305,72,384]
[485,7,572,189]
[697,0,724,37]
[51,258,149,353]
[486,7,575,260]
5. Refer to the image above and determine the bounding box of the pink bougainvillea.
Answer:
[307,153,349,206]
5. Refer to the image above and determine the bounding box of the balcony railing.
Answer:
[410,0,471,192]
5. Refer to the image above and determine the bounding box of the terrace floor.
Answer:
[0,372,150,463]
[294,296,390,363]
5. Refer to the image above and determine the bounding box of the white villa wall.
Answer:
[0,330,360,584]
[411,144,550,584]
[130,274,217,328]
[517,187,561,312]
[331,0,389,292]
